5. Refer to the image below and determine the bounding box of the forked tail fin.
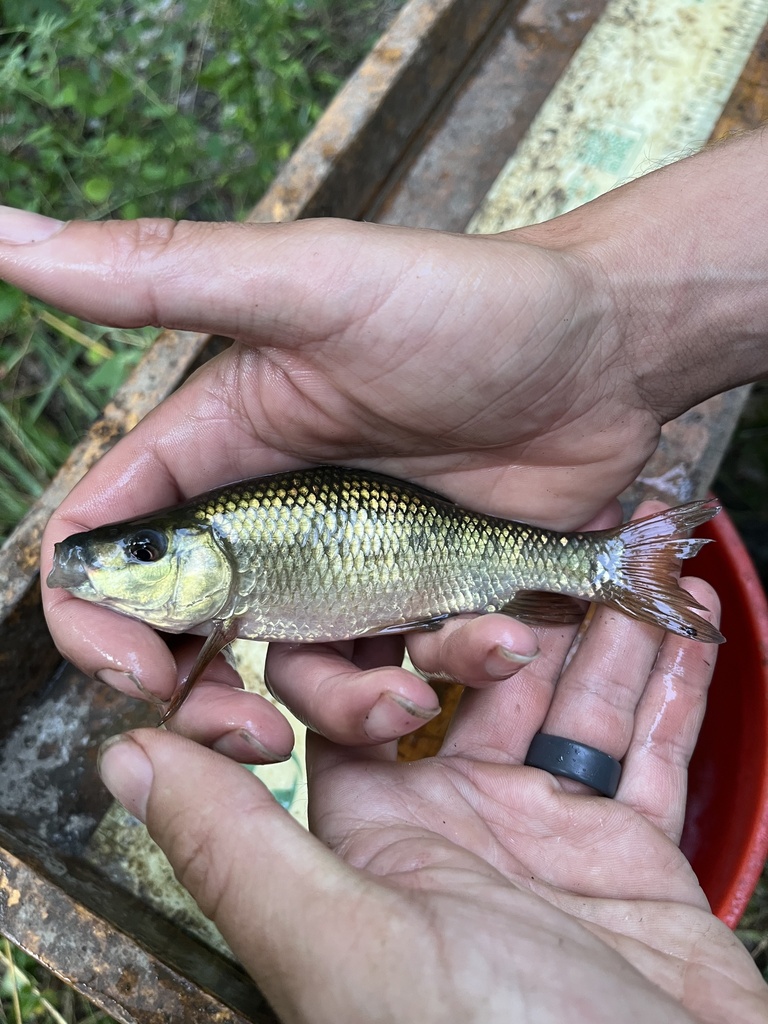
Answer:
[602,498,725,644]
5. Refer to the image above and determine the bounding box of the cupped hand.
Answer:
[0,208,663,744]
[98,575,768,1024]
[1,212,654,535]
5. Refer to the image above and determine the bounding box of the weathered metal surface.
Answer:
[625,389,753,512]
[0,663,156,852]
[710,16,768,139]
[0,577,60,744]
[1,1,767,1021]
[249,0,511,223]
[0,822,270,1024]
[467,0,768,234]
[373,0,610,228]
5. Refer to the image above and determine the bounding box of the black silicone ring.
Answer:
[524,733,622,798]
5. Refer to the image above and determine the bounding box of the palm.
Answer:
[33,218,662,719]
[139,223,659,530]
[298,609,764,1024]
[225,228,634,516]
[97,581,767,1024]
[12,218,657,539]
[314,753,700,904]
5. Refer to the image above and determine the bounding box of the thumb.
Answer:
[97,729,408,1024]
[0,205,392,343]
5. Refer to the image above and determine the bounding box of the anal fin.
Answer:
[500,591,587,626]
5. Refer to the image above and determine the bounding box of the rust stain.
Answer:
[398,679,463,761]
[249,0,510,224]
[373,0,610,230]
[711,23,768,139]
[116,965,140,996]
[375,46,404,63]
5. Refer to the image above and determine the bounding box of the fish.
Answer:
[47,464,724,721]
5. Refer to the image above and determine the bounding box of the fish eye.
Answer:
[126,530,168,564]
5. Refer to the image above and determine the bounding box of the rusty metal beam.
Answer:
[249,0,512,222]
[2,3,767,1022]
[0,821,270,1023]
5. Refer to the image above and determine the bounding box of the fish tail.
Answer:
[600,498,724,644]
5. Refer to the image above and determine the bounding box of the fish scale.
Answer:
[185,466,625,641]
[48,464,725,720]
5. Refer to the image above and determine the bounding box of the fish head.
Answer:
[47,517,235,632]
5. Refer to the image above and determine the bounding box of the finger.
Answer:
[437,621,582,763]
[406,613,540,686]
[44,587,178,702]
[162,639,296,764]
[40,347,298,697]
[167,681,296,763]
[265,640,441,746]
[616,578,720,843]
[538,607,662,762]
[0,214,385,341]
[97,729,411,1024]
[535,501,673,762]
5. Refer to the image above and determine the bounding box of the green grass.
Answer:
[0,0,401,539]
[0,940,113,1024]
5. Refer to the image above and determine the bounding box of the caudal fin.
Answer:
[602,499,725,644]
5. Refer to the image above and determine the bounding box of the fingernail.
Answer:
[484,644,539,678]
[212,729,291,763]
[98,734,153,823]
[364,691,440,742]
[0,206,65,244]
[95,669,164,704]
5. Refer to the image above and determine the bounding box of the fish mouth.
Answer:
[47,540,93,593]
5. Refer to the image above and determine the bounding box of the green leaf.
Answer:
[140,163,167,182]
[86,349,138,393]
[83,176,112,203]
[51,81,78,107]
[0,282,24,326]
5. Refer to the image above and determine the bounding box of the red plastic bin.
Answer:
[682,504,768,926]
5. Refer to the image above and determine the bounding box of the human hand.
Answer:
[5,127,767,745]
[3,205,658,534]
[97,574,768,1024]
[1,202,659,745]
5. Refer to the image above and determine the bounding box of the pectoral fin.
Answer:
[363,613,450,637]
[500,592,587,625]
[160,618,239,724]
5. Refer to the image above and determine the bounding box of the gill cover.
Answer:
[48,520,235,633]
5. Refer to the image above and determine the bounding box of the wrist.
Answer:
[521,129,768,423]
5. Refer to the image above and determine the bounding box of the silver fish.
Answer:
[48,465,723,719]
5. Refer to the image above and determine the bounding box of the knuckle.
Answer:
[103,217,190,326]
[108,216,181,265]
